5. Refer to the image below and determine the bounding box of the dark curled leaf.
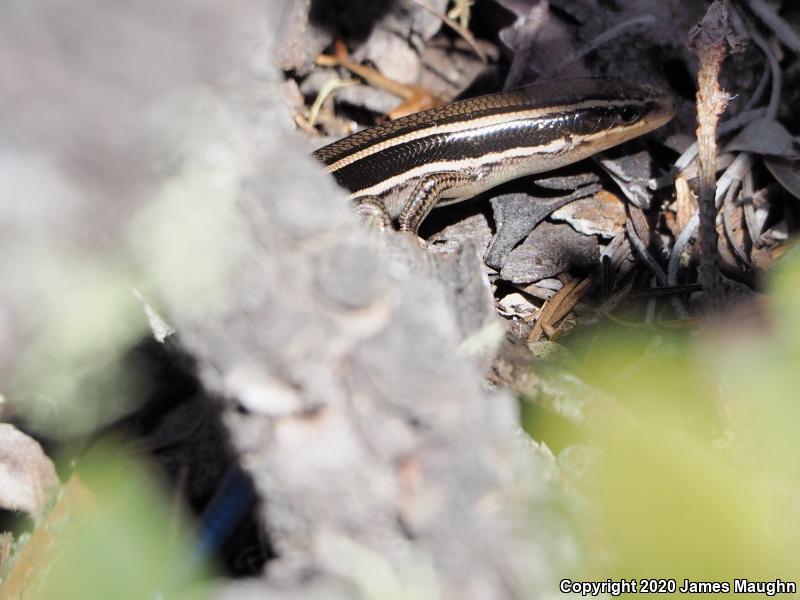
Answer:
[485,185,599,270]
[764,156,800,201]
[500,222,599,284]
[486,193,569,270]
[725,118,800,159]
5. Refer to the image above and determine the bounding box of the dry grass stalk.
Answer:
[687,1,743,318]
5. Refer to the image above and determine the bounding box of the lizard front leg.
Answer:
[397,172,473,234]
[353,196,392,230]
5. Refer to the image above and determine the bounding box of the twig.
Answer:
[599,231,634,297]
[628,283,704,299]
[625,208,667,285]
[741,173,765,249]
[318,40,414,99]
[721,180,750,265]
[447,0,474,29]
[745,0,800,54]
[316,39,447,119]
[528,276,593,342]
[714,152,755,207]
[550,277,593,325]
[674,2,777,176]
[688,1,742,318]
[667,212,697,319]
[674,107,764,173]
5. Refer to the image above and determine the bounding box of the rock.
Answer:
[428,213,493,257]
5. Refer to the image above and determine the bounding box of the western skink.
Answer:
[313,78,675,233]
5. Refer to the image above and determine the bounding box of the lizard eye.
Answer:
[620,105,640,123]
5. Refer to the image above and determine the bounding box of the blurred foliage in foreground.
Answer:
[0,446,211,600]
[8,251,800,598]
[524,250,800,591]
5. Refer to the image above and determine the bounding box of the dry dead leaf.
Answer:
[551,189,626,238]
[674,174,699,232]
[726,118,800,159]
[764,157,800,201]
[528,276,593,342]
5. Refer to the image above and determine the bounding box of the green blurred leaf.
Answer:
[12,259,150,438]
[547,252,800,589]
[17,447,212,600]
